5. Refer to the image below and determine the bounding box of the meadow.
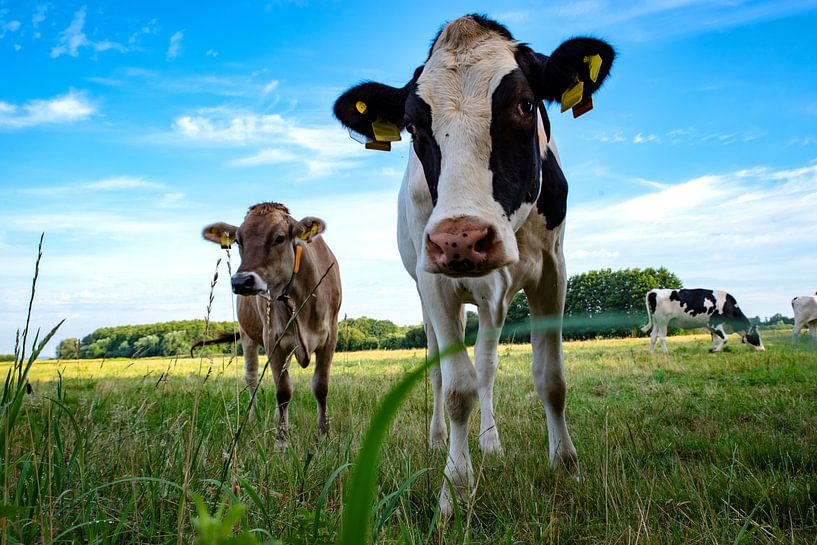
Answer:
[2,330,816,544]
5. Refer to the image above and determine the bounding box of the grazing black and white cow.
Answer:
[334,14,614,516]
[791,293,817,340]
[642,288,764,353]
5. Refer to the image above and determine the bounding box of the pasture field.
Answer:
[3,330,817,544]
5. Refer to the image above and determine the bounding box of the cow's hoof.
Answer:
[478,428,502,455]
[551,447,579,476]
[429,424,447,450]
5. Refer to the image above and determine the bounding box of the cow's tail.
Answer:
[641,291,656,333]
[190,331,240,357]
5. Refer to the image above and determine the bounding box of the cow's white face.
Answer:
[334,15,614,277]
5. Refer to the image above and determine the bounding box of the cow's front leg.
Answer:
[475,304,505,454]
[709,324,727,352]
[241,332,260,418]
[526,253,578,474]
[270,353,292,449]
[420,275,475,518]
[422,304,447,449]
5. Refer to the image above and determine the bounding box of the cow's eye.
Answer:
[516,100,534,117]
[274,235,285,245]
[405,122,416,135]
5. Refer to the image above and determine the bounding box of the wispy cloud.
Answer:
[164,107,371,177]
[0,90,96,128]
[22,176,164,195]
[167,30,183,59]
[32,5,48,29]
[593,126,765,146]
[0,19,21,39]
[51,6,127,59]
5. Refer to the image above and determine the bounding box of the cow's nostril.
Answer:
[473,227,494,254]
[426,236,444,259]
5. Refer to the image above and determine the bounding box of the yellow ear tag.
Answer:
[293,244,303,273]
[300,223,319,241]
[560,79,584,113]
[371,119,402,142]
[219,233,232,249]
[584,54,602,83]
[355,101,368,114]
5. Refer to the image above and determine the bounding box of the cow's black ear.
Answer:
[333,77,414,140]
[521,38,615,104]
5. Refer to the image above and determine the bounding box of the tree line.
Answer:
[54,267,787,359]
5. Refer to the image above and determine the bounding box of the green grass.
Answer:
[2,331,817,544]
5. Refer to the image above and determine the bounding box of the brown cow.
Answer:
[200,202,341,444]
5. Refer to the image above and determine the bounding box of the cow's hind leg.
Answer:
[419,275,476,519]
[242,333,260,417]
[648,327,658,353]
[808,320,817,339]
[791,319,804,341]
[475,304,505,454]
[526,255,578,474]
[313,330,337,436]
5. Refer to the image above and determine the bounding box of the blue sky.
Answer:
[2,1,816,356]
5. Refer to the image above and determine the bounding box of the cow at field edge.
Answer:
[334,14,614,516]
[642,288,764,353]
[791,293,817,340]
[198,202,341,444]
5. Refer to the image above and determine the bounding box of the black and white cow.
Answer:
[642,288,764,353]
[791,293,817,340]
[334,15,614,516]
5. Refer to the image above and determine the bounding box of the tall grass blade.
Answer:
[338,341,462,545]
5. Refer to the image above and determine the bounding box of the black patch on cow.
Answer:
[670,289,717,317]
[744,326,762,347]
[647,291,657,315]
[716,293,751,332]
[405,89,441,204]
[708,326,726,339]
[489,69,540,219]
[537,146,568,230]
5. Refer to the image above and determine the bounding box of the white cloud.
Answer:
[230,148,299,166]
[32,5,48,28]
[158,192,186,208]
[82,176,162,190]
[262,80,278,94]
[0,20,21,38]
[51,6,127,58]
[165,107,373,177]
[22,176,165,195]
[0,90,96,128]
[167,30,183,59]
[206,49,218,57]
[566,162,817,316]
[633,132,659,144]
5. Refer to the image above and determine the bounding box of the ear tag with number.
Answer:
[219,233,232,249]
[560,79,584,113]
[583,54,602,82]
[371,119,402,142]
[355,101,368,114]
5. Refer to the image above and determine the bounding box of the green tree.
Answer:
[564,267,682,339]
[161,330,188,357]
[56,338,81,359]
[133,335,161,358]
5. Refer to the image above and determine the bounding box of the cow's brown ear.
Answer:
[292,217,326,243]
[202,222,238,248]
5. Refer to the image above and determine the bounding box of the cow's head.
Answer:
[742,325,765,351]
[334,15,614,276]
[202,202,326,296]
